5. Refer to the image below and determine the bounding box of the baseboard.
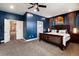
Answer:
[0,38,38,43]
[24,38,38,42]
[1,40,4,43]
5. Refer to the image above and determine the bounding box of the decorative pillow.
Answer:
[51,30,57,33]
[58,29,67,34]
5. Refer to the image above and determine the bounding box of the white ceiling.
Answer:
[0,3,79,17]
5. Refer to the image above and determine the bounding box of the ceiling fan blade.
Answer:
[36,7,39,11]
[28,6,34,9]
[35,3,38,5]
[38,5,46,8]
[30,3,34,5]
[30,3,38,5]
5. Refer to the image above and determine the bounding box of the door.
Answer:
[16,21,23,39]
[37,21,43,38]
[4,19,10,43]
[10,21,16,40]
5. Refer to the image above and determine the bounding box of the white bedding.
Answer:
[46,32,70,46]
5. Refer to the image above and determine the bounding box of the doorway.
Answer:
[10,21,16,40]
[37,21,43,39]
[4,19,23,43]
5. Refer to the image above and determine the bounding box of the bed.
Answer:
[39,25,70,50]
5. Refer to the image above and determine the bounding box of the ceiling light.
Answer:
[68,9,72,12]
[33,9,37,12]
[10,5,14,9]
[33,5,38,12]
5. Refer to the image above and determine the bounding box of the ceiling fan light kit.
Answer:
[28,3,47,11]
[33,9,37,12]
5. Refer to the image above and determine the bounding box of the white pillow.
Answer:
[51,30,57,33]
[58,30,67,34]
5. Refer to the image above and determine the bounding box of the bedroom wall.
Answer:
[23,12,49,40]
[75,11,79,32]
[1,10,79,41]
[0,10,49,41]
[67,12,76,32]
[49,10,79,33]
[49,14,69,26]
[0,11,24,41]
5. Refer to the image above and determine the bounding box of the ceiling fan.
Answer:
[28,3,47,11]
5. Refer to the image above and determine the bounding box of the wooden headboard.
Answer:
[52,25,70,33]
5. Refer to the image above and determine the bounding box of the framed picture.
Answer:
[55,16,64,25]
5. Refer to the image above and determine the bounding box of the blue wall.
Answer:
[0,11,24,41]
[63,14,69,25]
[0,10,79,41]
[76,11,79,28]
[24,12,49,39]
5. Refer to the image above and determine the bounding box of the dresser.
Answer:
[70,33,79,43]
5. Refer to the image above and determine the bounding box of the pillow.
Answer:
[51,30,57,33]
[58,30,67,34]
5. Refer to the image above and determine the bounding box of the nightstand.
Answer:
[70,33,79,43]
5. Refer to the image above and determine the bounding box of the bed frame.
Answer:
[39,25,70,50]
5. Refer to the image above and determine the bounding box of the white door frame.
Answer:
[4,19,23,43]
[37,21,43,39]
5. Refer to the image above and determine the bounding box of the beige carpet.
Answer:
[0,39,79,56]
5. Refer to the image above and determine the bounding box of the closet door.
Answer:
[4,19,10,43]
[16,21,23,39]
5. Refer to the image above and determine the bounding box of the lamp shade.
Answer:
[73,28,77,33]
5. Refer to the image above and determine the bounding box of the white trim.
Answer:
[24,38,38,42]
